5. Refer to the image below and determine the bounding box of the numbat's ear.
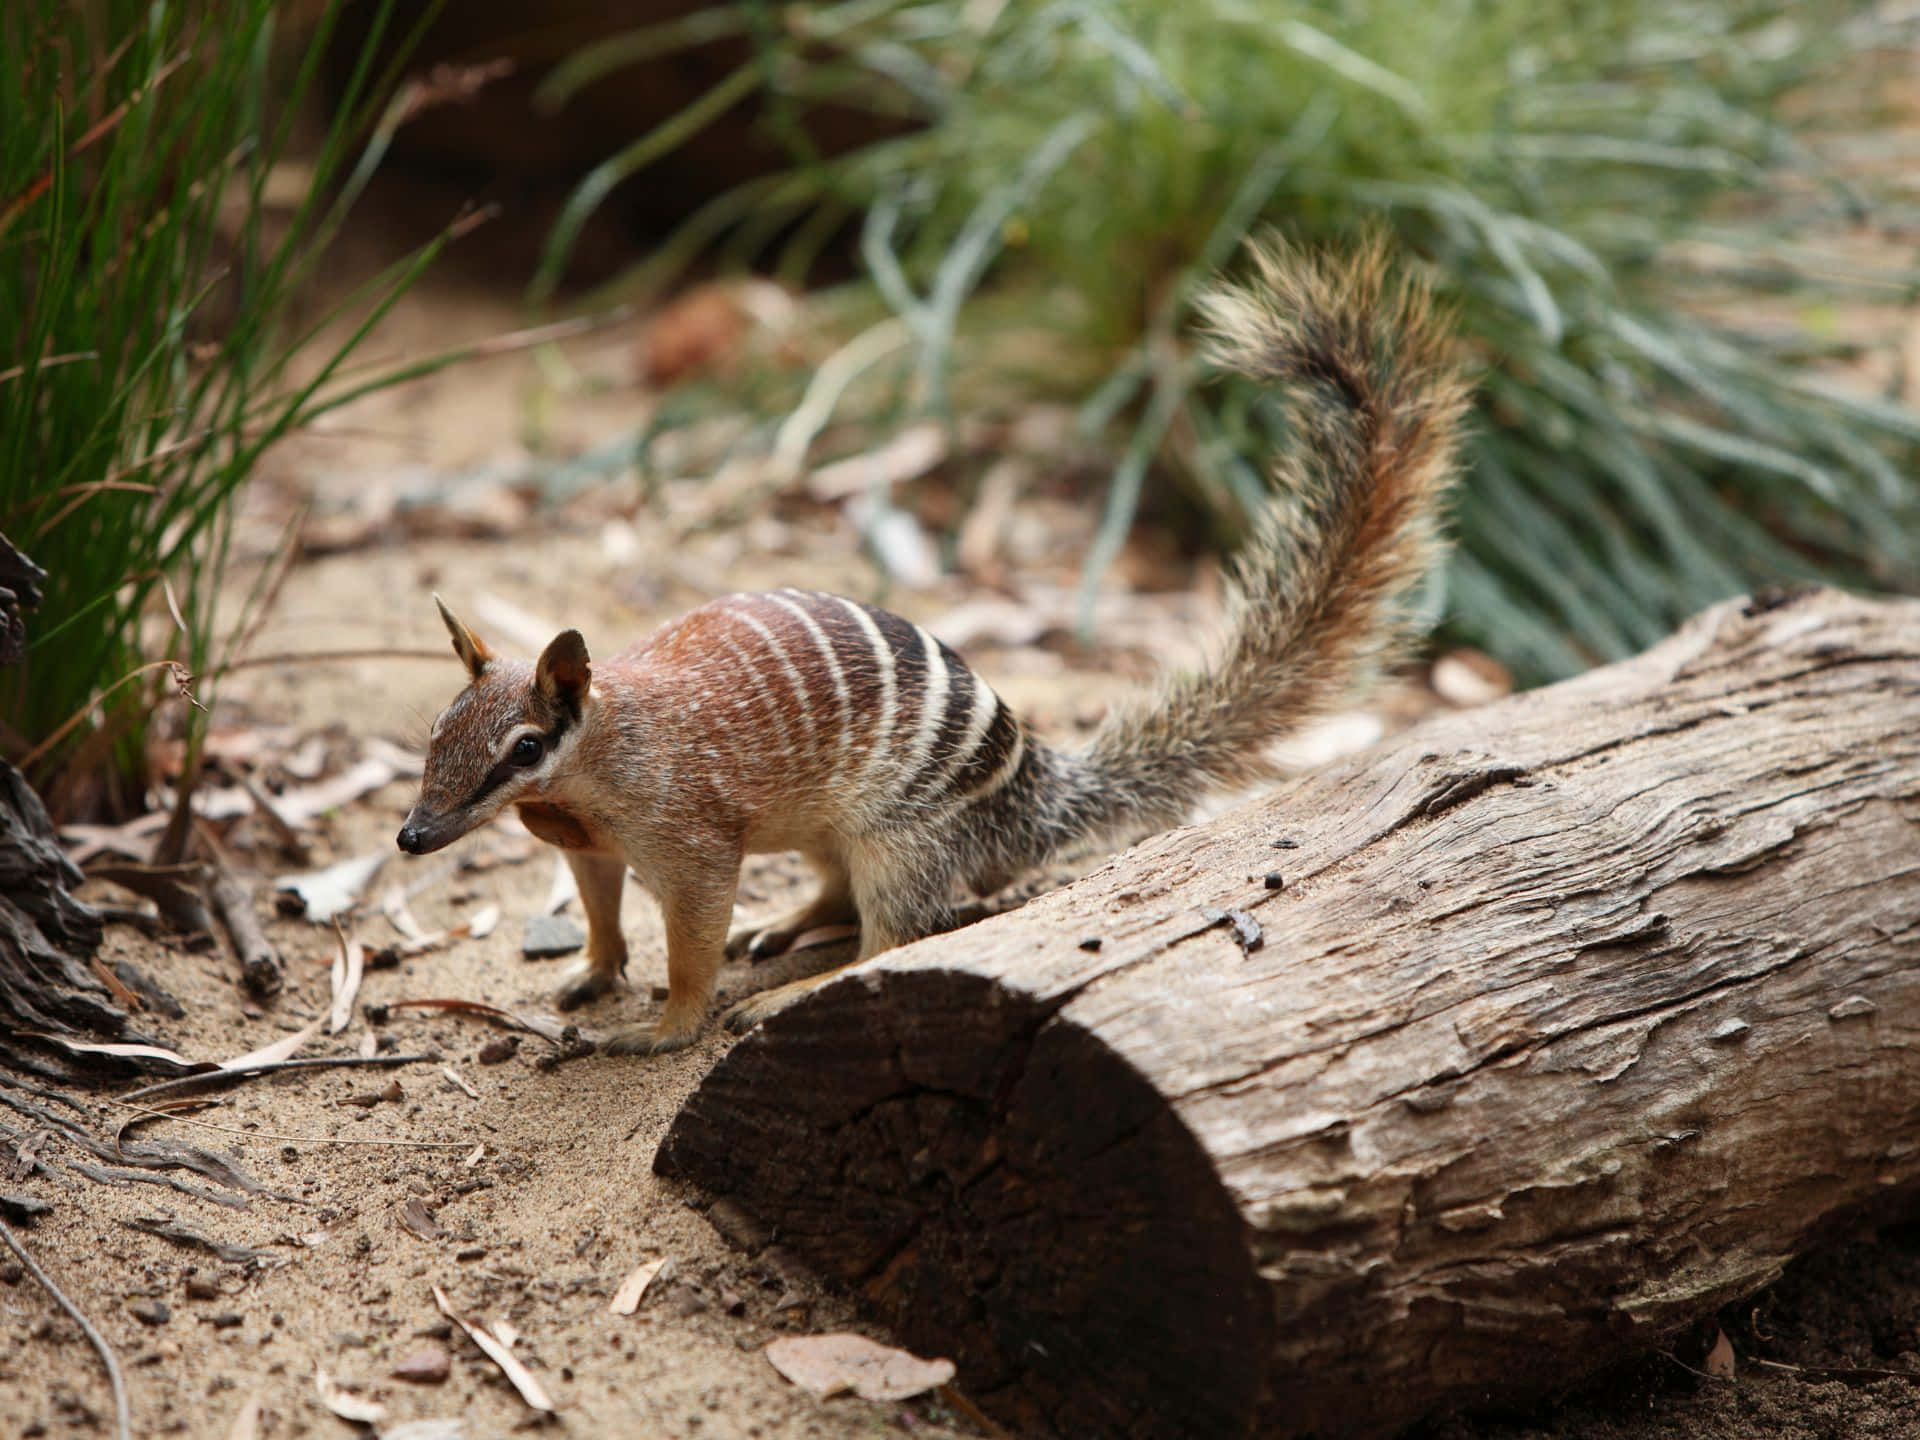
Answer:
[536,629,591,710]
[434,594,492,680]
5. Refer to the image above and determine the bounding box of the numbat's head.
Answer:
[396,596,591,856]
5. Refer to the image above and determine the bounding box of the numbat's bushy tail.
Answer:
[1018,234,1472,853]
[400,236,1471,1057]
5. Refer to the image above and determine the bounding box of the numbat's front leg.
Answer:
[605,866,736,1056]
[554,852,629,1012]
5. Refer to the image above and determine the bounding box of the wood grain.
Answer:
[659,588,1920,1439]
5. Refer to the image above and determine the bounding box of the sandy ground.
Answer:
[6,229,1920,1440]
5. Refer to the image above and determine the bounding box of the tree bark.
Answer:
[0,530,160,1081]
[657,588,1920,1440]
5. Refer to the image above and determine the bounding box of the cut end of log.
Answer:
[657,968,1270,1439]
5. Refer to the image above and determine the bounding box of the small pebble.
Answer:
[1077,936,1103,953]
[665,1286,709,1320]
[455,1246,488,1262]
[477,1036,519,1066]
[1262,872,1285,890]
[0,1261,24,1285]
[185,1275,222,1302]
[129,1299,171,1327]
[522,913,585,958]
[209,1313,244,1331]
[392,1345,452,1385]
[1270,837,1299,849]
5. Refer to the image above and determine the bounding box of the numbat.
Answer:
[397,238,1469,1055]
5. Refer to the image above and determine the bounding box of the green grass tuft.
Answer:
[0,0,453,815]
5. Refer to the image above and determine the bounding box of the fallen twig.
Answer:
[203,841,283,997]
[387,997,578,1047]
[1749,1356,1920,1386]
[111,1101,474,1151]
[121,1215,275,1267]
[119,1054,435,1108]
[68,1159,249,1209]
[86,860,211,934]
[0,1216,131,1440]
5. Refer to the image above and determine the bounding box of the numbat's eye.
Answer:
[510,735,544,767]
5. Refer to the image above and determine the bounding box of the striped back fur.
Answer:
[616,588,1026,835]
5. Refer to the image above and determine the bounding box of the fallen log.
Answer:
[657,588,1920,1440]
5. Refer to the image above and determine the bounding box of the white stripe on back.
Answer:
[906,623,952,779]
[716,631,797,757]
[831,596,894,784]
[727,602,819,749]
[768,591,851,763]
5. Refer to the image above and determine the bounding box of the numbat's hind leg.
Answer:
[722,832,951,1033]
[725,854,857,960]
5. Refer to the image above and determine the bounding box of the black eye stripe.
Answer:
[462,721,565,809]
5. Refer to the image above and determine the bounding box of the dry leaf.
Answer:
[314,1364,387,1426]
[433,1285,554,1413]
[391,997,574,1045]
[391,1345,452,1385]
[789,924,859,954]
[218,1013,322,1071]
[609,1257,670,1315]
[16,1033,200,1068]
[638,282,749,387]
[60,811,168,866]
[807,422,947,501]
[765,1333,956,1402]
[329,930,365,1035]
[1706,1327,1737,1379]
[846,493,940,589]
[277,851,385,923]
[399,1198,445,1241]
[381,1422,465,1440]
[222,1389,263,1440]
[274,757,404,828]
[382,885,432,944]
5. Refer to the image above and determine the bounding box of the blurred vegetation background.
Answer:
[364,0,1920,682]
[1,0,458,816]
[6,0,1919,816]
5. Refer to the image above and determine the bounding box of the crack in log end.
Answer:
[658,968,1272,1440]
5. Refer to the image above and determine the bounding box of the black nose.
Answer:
[396,825,425,855]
